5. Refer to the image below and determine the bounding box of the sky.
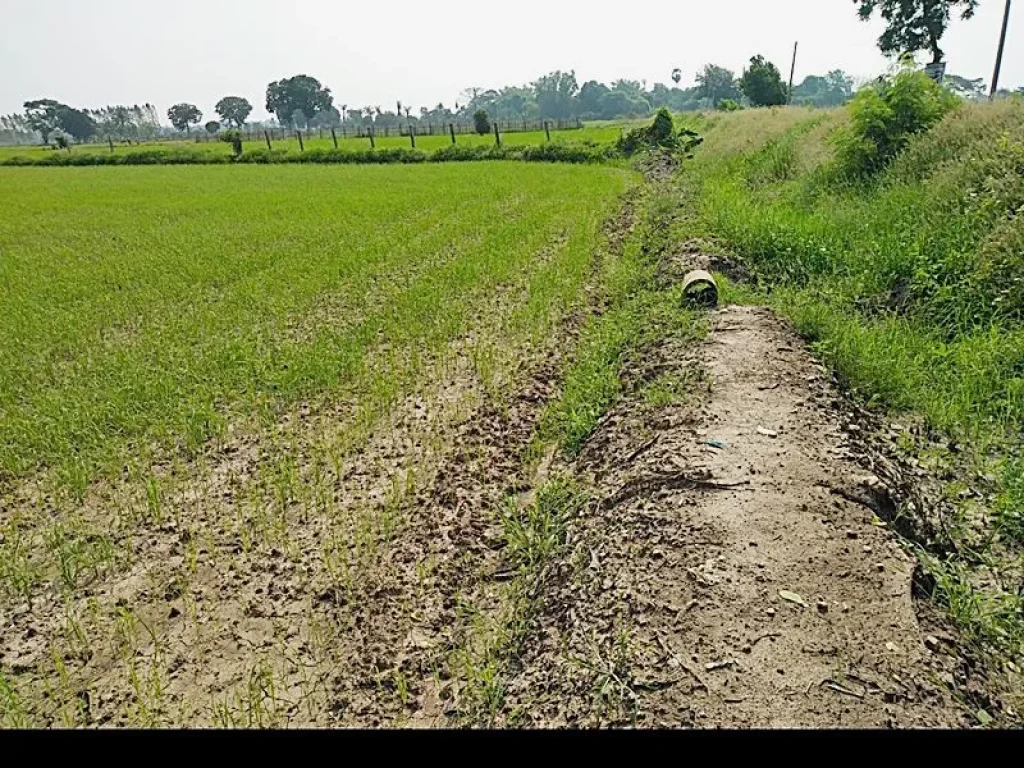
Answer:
[1,0,1020,121]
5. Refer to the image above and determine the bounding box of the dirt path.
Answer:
[503,304,969,727]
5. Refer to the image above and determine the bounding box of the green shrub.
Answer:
[520,143,610,164]
[832,67,960,179]
[616,108,704,157]
[717,99,742,112]
[2,139,617,168]
[282,147,428,164]
[219,129,243,157]
[473,109,491,136]
[235,148,288,164]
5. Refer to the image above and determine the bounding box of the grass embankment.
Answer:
[686,100,1024,668]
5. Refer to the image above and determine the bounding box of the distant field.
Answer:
[0,125,627,161]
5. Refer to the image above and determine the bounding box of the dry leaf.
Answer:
[779,589,808,608]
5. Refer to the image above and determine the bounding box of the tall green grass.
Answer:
[701,101,1024,448]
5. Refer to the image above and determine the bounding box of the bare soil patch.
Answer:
[499,304,975,727]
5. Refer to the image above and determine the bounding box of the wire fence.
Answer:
[221,118,584,142]
[0,118,587,152]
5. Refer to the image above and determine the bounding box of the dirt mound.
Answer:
[500,305,972,727]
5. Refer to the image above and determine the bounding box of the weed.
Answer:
[641,368,701,408]
[0,670,28,728]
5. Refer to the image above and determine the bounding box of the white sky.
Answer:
[1,0,1020,120]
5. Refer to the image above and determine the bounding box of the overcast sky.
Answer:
[1,0,1020,120]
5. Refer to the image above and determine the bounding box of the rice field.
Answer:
[0,160,635,726]
[0,124,627,161]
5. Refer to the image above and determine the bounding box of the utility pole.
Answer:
[787,41,799,104]
[990,0,1012,99]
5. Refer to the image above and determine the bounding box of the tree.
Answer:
[672,68,683,85]
[853,0,978,64]
[265,75,334,127]
[310,106,342,128]
[612,79,652,108]
[532,70,579,119]
[167,103,203,134]
[491,86,537,119]
[943,73,986,99]
[597,91,648,119]
[204,120,220,134]
[473,109,491,135]
[23,99,64,143]
[23,99,97,143]
[87,104,159,143]
[792,70,855,107]
[1,113,35,144]
[214,96,252,128]
[696,64,739,107]
[578,80,610,116]
[55,106,96,142]
[740,56,788,106]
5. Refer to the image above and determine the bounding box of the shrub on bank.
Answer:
[831,66,960,179]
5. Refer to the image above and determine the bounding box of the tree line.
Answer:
[1,59,859,147]
[2,2,1018,146]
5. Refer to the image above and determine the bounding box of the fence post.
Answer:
[369,130,375,149]
[319,128,323,140]
[264,130,272,151]
[493,121,501,147]
[409,124,416,148]
[296,130,304,152]
[449,123,456,145]
[108,136,114,153]
[331,127,338,149]
[544,121,551,142]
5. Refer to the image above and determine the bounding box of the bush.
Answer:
[717,99,742,112]
[739,55,788,107]
[50,130,72,150]
[471,109,491,135]
[616,108,704,157]
[2,139,619,168]
[235,148,288,164]
[432,144,511,162]
[520,142,611,164]
[219,129,243,157]
[1,149,226,166]
[832,67,960,179]
[473,109,491,136]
